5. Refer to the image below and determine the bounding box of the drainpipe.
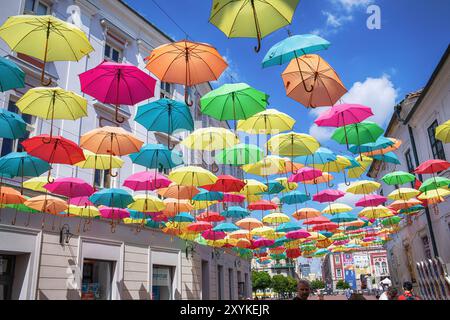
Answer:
[395,105,439,258]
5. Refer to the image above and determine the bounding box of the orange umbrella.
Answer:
[162,198,193,215]
[235,238,252,248]
[279,159,304,174]
[389,199,423,211]
[25,195,68,229]
[236,217,263,230]
[80,126,143,177]
[292,208,321,220]
[145,40,227,105]
[362,138,402,157]
[281,54,347,108]
[303,172,334,185]
[0,187,27,224]
[157,184,199,200]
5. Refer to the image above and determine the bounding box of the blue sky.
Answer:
[123,0,449,273]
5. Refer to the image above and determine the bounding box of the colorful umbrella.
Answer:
[23,176,53,193]
[89,188,133,208]
[0,186,26,222]
[145,40,227,105]
[346,180,381,195]
[313,189,345,203]
[267,132,320,157]
[221,206,251,219]
[262,212,290,224]
[213,222,239,232]
[219,193,246,203]
[129,144,183,170]
[75,150,124,170]
[79,61,156,122]
[237,108,295,134]
[373,152,401,165]
[358,206,393,219]
[435,120,450,144]
[419,177,450,192]
[382,171,416,186]
[162,199,194,215]
[0,108,27,140]
[157,184,199,200]
[257,180,285,195]
[169,166,217,187]
[322,203,353,214]
[202,175,245,193]
[332,121,384,148]
[248,200,278,211]
[282,54,347,107]
[387,188,421,201]
[128,195,166,213]
[44,177,94,199]
[292,208,321,220]
[0,15,93,85]
[349,136,394,154]
[209,0,300,52]
[276,221,301,233]
[236,217,264,230]
[192,189,224,202]
[216,143,263,166]
[0,56,25,91]
[242,155,286,177]
[355,195,387,207]
[274,177,298,191]
[280,191,310,205]
[197,211,225,222]
[414,159,450,174]
[123,170,171,192]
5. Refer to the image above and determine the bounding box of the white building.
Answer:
[367,45,450,300]
[0,0,251,300]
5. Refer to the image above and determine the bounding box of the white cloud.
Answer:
[336,182,365,207]
[333,0,374,11]
[309,124,335,143]
[323,11,353,28]
[212,55,240,87]
[341,75,398,127]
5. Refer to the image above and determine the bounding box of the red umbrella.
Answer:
[197,211,225,222]
[286,248,302,259]
[303,216,331,225]
[311,222,339,231]
[313,189,345,203]
[202,230,226,240]
[253,238,275,248]
[355,195,387,207]
[219,193,246,203]
[247,200,278,211]
[202,175,245,192]
[79,61,156,123]
[186,221,213,232]
[21,135,85,182]
[414,159,450,174]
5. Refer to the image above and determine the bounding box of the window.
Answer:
[160,82,173,99]
[104,43,122,63]
[404,149,415,187]
[336,268,342,278]
[81,259,114,300]
[334,254,340,264]
[421,235,432,260]
[375,262,381,276]
[202,260,210,300]
[428,120,446,160]
[0,255,16,300]
[94,169,111,189]
[228,268,234,299]
[381,262,388,275]
[24,0,49,15]
[217,265,224,300]
[152,265,174,300]
[1,100,34,157]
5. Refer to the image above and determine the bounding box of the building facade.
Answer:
[0,0,251,300]
[367,46,450,300]
[322,249,389,291]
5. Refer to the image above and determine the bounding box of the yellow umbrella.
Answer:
[23,176,54,192]
[228,229,251,240]
[0,15,93,86]
[242,155,286,176]
[358,206,393,219]
[169,166,217,186]
[322,203,352,214]
[267,132,320,157]
[75,150,124,169]
[346,180,380,195]
[348,156,373,179]
[236,217,263,230]
[68,205,100,218]
[237,109,295,134]
[387,188,421,201]
[16,87,87,139]
[418,188,450,200]
[435,119,450,143]
[191,200,218,211]
[307,232,327,241]
[128,195,166,212]
[239,179,267,195]
[265,231,286,240]
[284,239,302,249]
[251,226,276,237]
[274,177,298,191]
[181,127,239,151]
[243,194,263,203]
[315,156,351,173]
[262,212,290,224]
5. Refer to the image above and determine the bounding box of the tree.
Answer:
[311,279,326,290]
[286,276,298,298]
[336,280,351,290]
[271,275,289,298]
[252,271,272,297]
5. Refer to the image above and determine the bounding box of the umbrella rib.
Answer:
[259,0,293,25]
[159,51,186,84]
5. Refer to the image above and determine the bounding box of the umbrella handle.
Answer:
[302,81,314,93]
[211,162,219,173]
[110,170,118,178]
[41,135,52,145]
[254,36,261,53]
[47,171,54,183]
[115,106,125,123]
[167,135,175,150]
[185,87,193,106]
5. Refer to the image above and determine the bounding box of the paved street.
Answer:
[309,294,378,301]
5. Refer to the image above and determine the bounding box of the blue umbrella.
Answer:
[192,189,223,202]
[276,221,301,233]
[213,222,239,232]
[171,212,195,223]
[341,155,361,169]
[295,147,336,165]
[349,136,394,154]
[262,34,330,68]
[319,231,333,238]
[129,144,183,169]
[0,57,25,92]
[0,152,50,177]
[89,188,133,208]
[273,236,289,246]
[257,180,284,195]
[128,209,146,220]
[0,109,28,139]
[330,213,358,223]
[135,98,194,149]
[373,152,400,165]
[221,206,250,218]
[280,191,311,205]
[145,219,166,229]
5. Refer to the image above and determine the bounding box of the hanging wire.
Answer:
[150,0,190,40]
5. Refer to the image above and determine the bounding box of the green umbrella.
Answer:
[216,143,263,166]
[381,216,402,226]
[332,121,384,146]
[200,83,268,128]
[382,171,416,186]
[419,177,450,192]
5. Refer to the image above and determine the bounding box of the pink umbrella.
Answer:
[153,214,169,222]
[253,238,275,248]
[289,167,322,195]
[79,61,157,123]
[99,207,130,219]
[247,200,278,211]
[362,237,376,242]
[314,104,373,148]
[187,221,213,232]
[333,240,349,246]
[286,229,311,240]
[44,177,95,198]
[69,196,94,207]
[218,193,246,203]
[313,189,345,203]
[123,170,171,191]
[355,195,387,207]
[201,230,226,241]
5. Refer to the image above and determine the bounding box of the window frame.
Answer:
[427,120,446,160]
[421,235,432,260]
[24,0,51,15]
[104,42,123,63]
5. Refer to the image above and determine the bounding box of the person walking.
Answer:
[345,288,352,300]
[398,281,420,300]
[379,287,398,300]
[293,280,311,300]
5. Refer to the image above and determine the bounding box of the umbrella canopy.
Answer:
[24,195,67,215]
[262,33,330,68]
[419,177,450,192]
[303,216,331,225]
[292,208,321,220]
[202,230,227,241]
[381,216,402,227]
[0,15,93,85]
[123,171,171,191]
[162,199,193,215]
[387,188,421,201]
[216,143,263,166]
[99,207,130,220]
[276,221,301,233]
[311,222,339,232]
[330,213,357,223]
[313,189,345,203]
[253,238,275,248]
[358,206,393,219]
[285,229,311,240]
[209,0,299,52]
[0,152,50,178]
[75,150,124,169]
[79,61,156,122]
[280,191,310,205]
[23,176,53,193]
[129,195,166,212]
[221,206,251,218]
[332,121,384,146]
[187,221,213,232]
[89,188,133,209]
[258,180,285,195]
[240,179,268,195]
[267,132,320,157]
[237,109,295,134]
[349,136,394,154]
[418,188,450,200]
[262,212,290,224]
[390,199,423,211]
[347,155,373,179]
[355,195,387,207]
[274,177,298,191]
[44,177,94,198]
[289,167,322,182]
[213,222,239,232]
[157,184,199,200]
[129,144,183,170]
[248,200,278,211]
[314,156,351,173]
[0,187,26,204]
[236,217,264,230]
[382,171,416,186]
[192,189,224,202]
[145,40,227,105]
[282,54,347,107]
[66,205,100,218]
[0,108,27,140]
[196,211,225,223]
[169,166,217,187]
[435,119,450,143]
[322,203,353,214]
[219,193,246,203]
[373,152,401,165]
[242,155,286,176]
[295,147,336,166]
[181,127,239,151]
[414,159,450,174]
[0,56,25,92]
[303,172,334,185]
[172,212,195,223]
[346,180,381,195]
[200,83,268,121]
[314,104,374,127]
[202,175,245,193]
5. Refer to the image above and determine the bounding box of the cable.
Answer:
[149,0,190,40]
